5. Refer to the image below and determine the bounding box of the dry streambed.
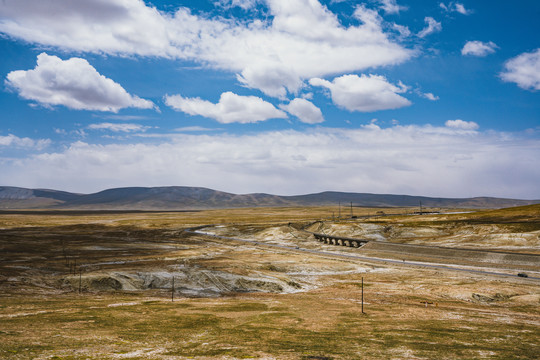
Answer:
[63,265,304,296]
[0,223,377,297]
[2,218,539,298]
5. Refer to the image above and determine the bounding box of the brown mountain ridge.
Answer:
[1,186,538,210]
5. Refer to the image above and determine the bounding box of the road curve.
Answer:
[185,226,540,282]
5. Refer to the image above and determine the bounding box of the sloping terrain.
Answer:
[1,185,538,210]
[285,191,538,208]
[0,186,81,208]
[0,206,539,359]
[302,205,540,258]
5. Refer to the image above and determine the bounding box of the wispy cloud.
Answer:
[445,119,479,130]
[440,2,472,15]
[2,126,538,199]
[421,92,439,101]
[87,123,151,133]
[462,41,498,57]
[96,115,155,121]
[376,0,407,15]
[173,126,223,132]
[215,0,260,11]
[0,134,50,150]
[418,17,442,38]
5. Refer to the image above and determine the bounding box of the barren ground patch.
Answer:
[1,206,539,359]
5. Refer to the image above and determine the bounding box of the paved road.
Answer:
[187,227,540,281]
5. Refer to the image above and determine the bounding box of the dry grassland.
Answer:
[0,206,539,359]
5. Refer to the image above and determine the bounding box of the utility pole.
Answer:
[361,277,364,314]
[171,276,175,302]
[338,202,341,219]
[350,202,353,217]
[419,200,423,215]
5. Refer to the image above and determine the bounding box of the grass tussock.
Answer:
[1,292,539,359]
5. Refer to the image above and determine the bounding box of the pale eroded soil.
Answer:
[0,207,539,359]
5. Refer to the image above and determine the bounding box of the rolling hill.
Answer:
[0,186,538,210]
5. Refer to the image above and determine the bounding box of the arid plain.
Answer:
[1,205,539,359]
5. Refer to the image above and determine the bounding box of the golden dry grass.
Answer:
[1,206,539,359]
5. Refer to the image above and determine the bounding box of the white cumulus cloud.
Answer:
[237,65,303,99]
[5,53,155,112]
[165,92,287,123]
[280,98,324,124]
[445,119,479,130]
[0,0,412,98]
[462,41,498,57]
[418,17,442,38]
[309,74,411,112]
[0,0,172,56]
[500,48,540,91]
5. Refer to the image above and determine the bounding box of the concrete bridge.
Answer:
[311,232,369,248]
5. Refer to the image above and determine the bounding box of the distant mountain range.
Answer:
[0,186,538,210]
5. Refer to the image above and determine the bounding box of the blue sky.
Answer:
[0,0,539,199]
